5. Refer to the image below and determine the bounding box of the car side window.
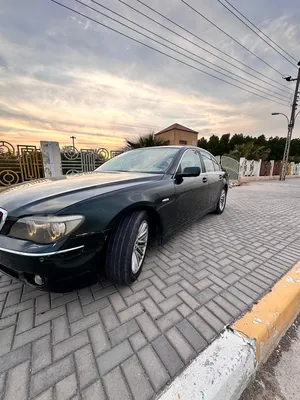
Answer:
[211,157,221,171]
[177,150,201,174]
[200,152,215,173]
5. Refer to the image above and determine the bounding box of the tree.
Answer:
[125,132,170,150]
[254,134,267,147]
[203,133,300,162]
[219,133,231,155]
[229,142,270,161]
[229,133,250,150]
[197,137,208,149]
[289,138,300,162]
[207,135,220,155]
[121,130,299,161]
[267,136,285,161]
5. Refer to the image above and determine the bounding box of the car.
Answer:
[0,146,229,291]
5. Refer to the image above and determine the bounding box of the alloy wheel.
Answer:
[219,189,226,211]
[131,220,149,274]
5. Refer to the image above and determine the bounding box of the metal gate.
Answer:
[215,155,240,181]
[61,146,110,175]
[0,141,44,186]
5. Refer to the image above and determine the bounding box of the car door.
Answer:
[174,149,208,229]
[200,150,221,207]
[211,155,224,197]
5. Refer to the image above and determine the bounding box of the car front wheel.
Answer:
[104,210,149,284]
[215,187,227,214]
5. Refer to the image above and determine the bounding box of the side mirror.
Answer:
[177,166,201,177]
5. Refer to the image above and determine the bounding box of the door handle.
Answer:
[202,177,207,183]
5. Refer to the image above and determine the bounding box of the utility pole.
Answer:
[280,62,300,181]
[70,136,76,148]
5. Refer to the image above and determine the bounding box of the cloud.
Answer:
[0,0,299,151]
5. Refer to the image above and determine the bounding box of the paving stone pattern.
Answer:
[1,180,300,400]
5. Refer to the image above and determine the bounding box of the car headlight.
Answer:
[9,215,84,244]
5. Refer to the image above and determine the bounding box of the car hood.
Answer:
[0,171,164,216]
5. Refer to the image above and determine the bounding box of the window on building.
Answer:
[179,140,187,145]
[200,151,215,172]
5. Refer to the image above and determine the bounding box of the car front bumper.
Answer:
[0,232,107,291]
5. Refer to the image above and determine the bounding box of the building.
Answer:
[155,123,198,146]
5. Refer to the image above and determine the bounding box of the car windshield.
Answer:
[96,148,179,173]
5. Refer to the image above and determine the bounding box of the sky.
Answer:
[0,0,300,151]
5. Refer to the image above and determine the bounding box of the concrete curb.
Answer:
[157,261,300,400]
[240,175,300,184]
[158,329,256,400]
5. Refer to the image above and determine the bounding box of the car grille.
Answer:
[0,208,8,232]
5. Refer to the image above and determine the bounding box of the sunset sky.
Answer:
[1,0,300,151]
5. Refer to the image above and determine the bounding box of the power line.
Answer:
[220,0,298,63]
[86,0,290,102]
[115,1,293,98]
[133,0,293,93]
[181,0,287,77]
[217,0,296,66]
[72,0,290,103]
[49,0,289,107]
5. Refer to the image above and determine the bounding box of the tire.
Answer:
[105,210,149,285]
[215,187,227,214]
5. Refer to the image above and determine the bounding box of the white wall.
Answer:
[40,141,62,178]
[239,158,261,177]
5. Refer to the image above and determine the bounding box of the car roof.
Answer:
[130,145,205,151]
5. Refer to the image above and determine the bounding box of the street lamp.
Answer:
[271,111,300,125]
[271,63,300,181]
[271,112,289,125]
[271,110,300,180]
[70,136,76,148]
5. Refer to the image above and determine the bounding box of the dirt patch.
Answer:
[240,314,300,400]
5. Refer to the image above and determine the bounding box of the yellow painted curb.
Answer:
[232,261,300,362]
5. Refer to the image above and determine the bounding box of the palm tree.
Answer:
[228,142,270,161]
[125,132,170,150]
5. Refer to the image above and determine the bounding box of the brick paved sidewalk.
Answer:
[1,179,300,400]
